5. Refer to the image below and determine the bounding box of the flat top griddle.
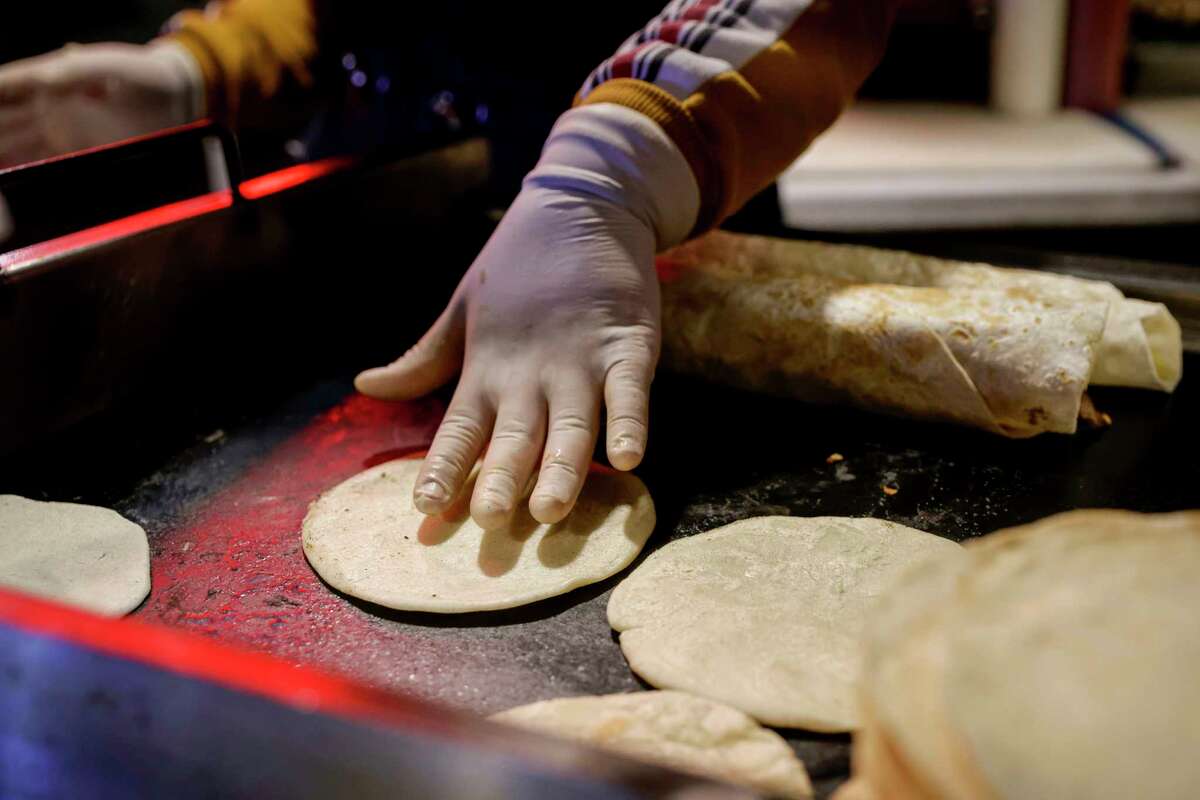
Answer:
[6,351,1195,798]
[3,136,1197,798]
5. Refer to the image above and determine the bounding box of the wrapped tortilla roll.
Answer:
[661,251,1106,437]
[659,232,1182,437]
[1091,297,1182,391]
[663,231,1181,393]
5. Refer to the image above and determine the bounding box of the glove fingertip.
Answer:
[353,365,401,398]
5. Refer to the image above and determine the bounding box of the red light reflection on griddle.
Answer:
[131,393,446,678]
[363,446,429,468]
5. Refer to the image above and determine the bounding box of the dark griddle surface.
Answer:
[4,355,1198,799]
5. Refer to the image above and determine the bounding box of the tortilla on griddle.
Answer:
[0,495,150,616]
[302,458,654,613]
[492,690,813,799]
[607,516,960,732]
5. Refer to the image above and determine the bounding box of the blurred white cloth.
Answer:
[779,102,1200,230]
[0,41,202,168]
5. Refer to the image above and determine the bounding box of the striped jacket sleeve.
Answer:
[576,0,901,234]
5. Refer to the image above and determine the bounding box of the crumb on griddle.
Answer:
[1078,393,1114,429]
[882,483,899,496]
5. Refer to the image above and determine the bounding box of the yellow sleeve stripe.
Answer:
[167,0,318,124]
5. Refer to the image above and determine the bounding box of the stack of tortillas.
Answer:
[659,231,1182,437]
[839,510,1200,799]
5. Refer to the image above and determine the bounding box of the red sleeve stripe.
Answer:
[580,0,812,100]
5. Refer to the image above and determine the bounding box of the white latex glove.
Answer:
[356,104,700,528]
[0,41,202,168]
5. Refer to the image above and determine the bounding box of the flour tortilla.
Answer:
[607,516,961,731]
[492,690,813,799]
[833,700,955,800]
[1091,297,1182,391]
[302,459,655,613]
[829,778,876,800]
[0,495,150,616]
[659,232,1181,438]
[858,556,992,800]
[859,510,1200,800]
[945,511,1200,800]
[665,231,1181,393]
[663,269,1105,436]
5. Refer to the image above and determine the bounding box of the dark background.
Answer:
[2,2,1196,267]
[0,1,999,198]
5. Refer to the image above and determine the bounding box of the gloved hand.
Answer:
[0,41,202,168]
[356,104,700,528]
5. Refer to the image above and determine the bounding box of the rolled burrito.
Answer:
[663,231,1181,391]
[659,232,1182,437]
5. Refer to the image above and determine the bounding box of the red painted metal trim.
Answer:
[0,585,446,732]
[239,158,355,200]
[0,156,355,272]
[0,120,217,178]
[0,191,234,271]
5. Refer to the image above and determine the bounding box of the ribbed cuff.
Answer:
[526,103,701,250]
[579,79,720,235]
